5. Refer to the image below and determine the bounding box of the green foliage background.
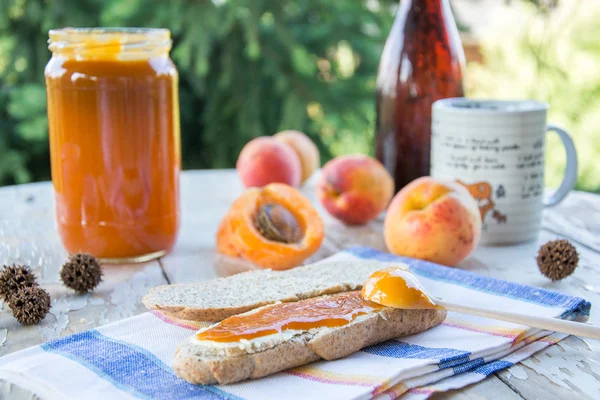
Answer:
[0,0,598,193]
[468,0,600,193]
[0,0,396,186]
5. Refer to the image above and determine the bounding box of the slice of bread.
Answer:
[143,260,396,321]
[173,292,446,385]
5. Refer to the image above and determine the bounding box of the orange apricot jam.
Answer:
[45,28,180,262]
[197,292,384,343]
[361,266,437,309]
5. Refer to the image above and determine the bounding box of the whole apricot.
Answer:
[236,137,301,188]
[274,130,320,184]
[317,155,394,225]
[384,177,482,267]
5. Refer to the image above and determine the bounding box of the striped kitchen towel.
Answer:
[0,247,591,400]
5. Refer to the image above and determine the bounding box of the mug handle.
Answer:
[544,124,578,207]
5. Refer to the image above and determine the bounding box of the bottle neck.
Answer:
[399,0,451,14]
[396,0,456,30]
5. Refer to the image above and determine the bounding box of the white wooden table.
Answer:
[1,170,599,399]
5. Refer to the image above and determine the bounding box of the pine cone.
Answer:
[8,285,51,325]
[536,239,579,281]
[0,264,38,302]
[60,253,103,293]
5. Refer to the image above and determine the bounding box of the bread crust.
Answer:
[144,260,393,322]
[152,300,278,323]
[173,307,446,385]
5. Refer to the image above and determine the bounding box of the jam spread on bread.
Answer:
[197,292,383,342]
[361,266,436,309]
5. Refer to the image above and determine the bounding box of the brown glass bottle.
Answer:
[375,0,465,191]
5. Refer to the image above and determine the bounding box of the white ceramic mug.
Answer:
[431,98,578,245]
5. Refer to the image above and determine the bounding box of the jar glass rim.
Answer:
[48,27,172,58]
[49,27,170,42]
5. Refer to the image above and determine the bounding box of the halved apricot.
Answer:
[216,183,324,270]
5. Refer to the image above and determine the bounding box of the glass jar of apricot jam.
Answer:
[45,28,180,263]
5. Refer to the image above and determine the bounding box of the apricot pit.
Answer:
[255,204,302,244]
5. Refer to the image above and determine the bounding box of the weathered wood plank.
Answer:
[435,374,524,399]
[0,182,168,357]
[0,382,39,400]
[466,229,600,399]
[4,171,600,400]
[542,190,600,252]
[0,182,169,400]
[159,170,245,282]
[496,336,600,400]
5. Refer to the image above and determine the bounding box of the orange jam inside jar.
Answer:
[45,28,180,262]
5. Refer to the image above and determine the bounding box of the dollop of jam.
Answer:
[361,266,436,309]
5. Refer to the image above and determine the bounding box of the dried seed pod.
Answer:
[536,239,579,281]
[9,285,51,325]
[60,253,103,293]
[0,264,38,302]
